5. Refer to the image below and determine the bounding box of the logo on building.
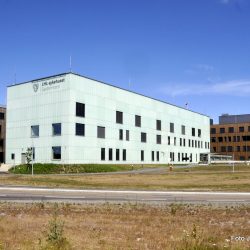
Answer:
[33,83,39,92]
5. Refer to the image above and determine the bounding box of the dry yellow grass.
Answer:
[1,171,250,191]
[0,203,249,250]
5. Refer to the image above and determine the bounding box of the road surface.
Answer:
[0,186,249,205]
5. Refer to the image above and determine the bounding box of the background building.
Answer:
[210,114,250,161]
[0,106,6,163]
[6,73,210,165]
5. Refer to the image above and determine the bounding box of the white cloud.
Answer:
[160,79,250,97]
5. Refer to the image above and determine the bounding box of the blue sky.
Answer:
[1,0,250,122]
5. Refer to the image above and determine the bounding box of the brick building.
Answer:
[210,114,250,161]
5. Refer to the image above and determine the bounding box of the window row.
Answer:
[211,135,250,143]
[211,126,250,134]
[213,146,250,153]
[101,148,126,161]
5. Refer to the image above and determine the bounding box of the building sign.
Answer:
[32,78,65,93]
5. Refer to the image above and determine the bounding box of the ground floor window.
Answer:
[52,147,61,160]
[101,148,105,161]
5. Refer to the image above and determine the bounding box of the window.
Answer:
[116,111,123,124]
[52,123,61,136]
[228,136,231,142]
[227,146,233,152]
[76,102,85,117]
[101,148,105,160]
[109,148,113,161]
[236,146,240,152]
[210,128,216,134]
[248,126,250,132]
[75,123,85,136]
[119,129,123,140]
[52,146,61,160]
[116,149,120,161]
[174,137,176,146]
[168,136,170,145]
[157,151,159,161]
[31,147,35,160]
[213,147,216,153]
[237,136,240,142]
[97,126,105,139]
[183,139,186,147]
[141,150,144,161]
[220,128,225,133]
[228,127,234,133]
[239,126,244,132]
[221,146,226,152]
[151,151,154,161]
[135,115,141,127]
[156,135,161,144]
[188,139,191,147]
[11,153,15,160]
[126,130,129,141]
[181,125,185,135]
[141,132,147,143]
[192,128,195,136]
[0,112,4,120]
[180,138,182,146]
[218,137,223,142]
[178,153,180,162]
[242,136,250,141]
[198,129,201,137]
[156,120,161,131]
[31,125,39,137]
[170,123,174,133]
[211,137,216,142]
[123,149,126,161]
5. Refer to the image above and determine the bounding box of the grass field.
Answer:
[1,171,250,191]
[0,202,249,250]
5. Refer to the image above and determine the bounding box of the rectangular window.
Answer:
[168,136,170,145]
[109,148,112,161]
[76,102,85,117]
[119,129,123,140]
[227,146,233,152]
[228,127,234,133]
[101,148,105,160]
[97,126,105,139]
[31,125,39,137]
[31,147,35,160]
[156,120,161,131]
[181,125,185,135]
[156,135,161,144]
[210,128,216,134]
[116,111,123,124]
[211,137,216,142]
[198,129,201,137]
[228,136,232,142]
[116,149,120,161]
[11,153,15,160]
[180,138,182,146]
[123,149,126,161]
[174,137,176,146]
[157,151,159,161]
[52,146,61,160]
[141,150,144,161]
[192,128,195,136]
[220,127,225,133]
[151,151,154,161]
[236,146,241,152]
[75,123,85,136]
[221,146,226,152]
[52,123,61,136]
[178,153,180,162]
[126,130,129,141]
[135,115,141,127]
[141,132,147,143]
[239,126,244,132]
[183,138,186,147]
[218,137,223,142]
[188,139,191,147]
[0,112,4,120]
[248,126,250,132]
[170,123,174,133]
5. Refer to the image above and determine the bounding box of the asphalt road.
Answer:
[0,186,250,205]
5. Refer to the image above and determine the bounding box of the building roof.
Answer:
[219,114,250,124]
[7,72,210,118]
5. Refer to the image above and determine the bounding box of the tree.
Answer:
[25,147,33,172]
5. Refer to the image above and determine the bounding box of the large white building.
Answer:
[6,72,210,165]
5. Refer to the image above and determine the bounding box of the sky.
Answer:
[1,0,250,123]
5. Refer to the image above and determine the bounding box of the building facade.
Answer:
[6,73,210,165]
[210,114,250,161]
[0,106,6,163]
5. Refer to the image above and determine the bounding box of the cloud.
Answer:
[160,79,250,97]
